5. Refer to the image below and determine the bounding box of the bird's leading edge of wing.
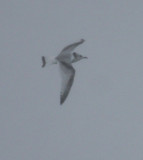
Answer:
[59,39,85,56]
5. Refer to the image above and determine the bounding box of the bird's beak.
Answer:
[83,56,88,59]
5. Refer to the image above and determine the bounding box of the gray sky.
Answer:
[1,0,143,159]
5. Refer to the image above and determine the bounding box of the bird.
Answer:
[41,39,87,105]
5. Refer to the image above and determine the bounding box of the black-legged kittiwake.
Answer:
[42,39,87,105]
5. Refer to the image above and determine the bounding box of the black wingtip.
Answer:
[60,95,65,105]
[80,39,85,43]
[41,56,46,68]
[60,99,64,105]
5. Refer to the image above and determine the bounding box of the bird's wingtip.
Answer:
[80,39,85,43]
[60,95,66,105]
[60,101,63,105]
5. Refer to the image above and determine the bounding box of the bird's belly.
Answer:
[57,54,73,64]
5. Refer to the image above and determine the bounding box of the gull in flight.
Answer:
[42,39,87,105]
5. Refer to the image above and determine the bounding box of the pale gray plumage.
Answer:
[42,39,87,105]
[59,62,75,104]
[59,39,85,56]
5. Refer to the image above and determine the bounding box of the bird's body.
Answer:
[42,39,87,104]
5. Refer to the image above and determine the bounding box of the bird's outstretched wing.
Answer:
[59,39,85,56]
[59,62,75,104]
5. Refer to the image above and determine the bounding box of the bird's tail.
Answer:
[41,56,46,68]
[41,56,58,68]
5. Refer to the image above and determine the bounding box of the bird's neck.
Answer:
[71,54,80,63]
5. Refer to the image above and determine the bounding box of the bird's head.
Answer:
[73,52,88,62]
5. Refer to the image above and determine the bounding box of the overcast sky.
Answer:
[1,0,143,160]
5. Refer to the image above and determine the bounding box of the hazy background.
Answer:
[1,0,143,159]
